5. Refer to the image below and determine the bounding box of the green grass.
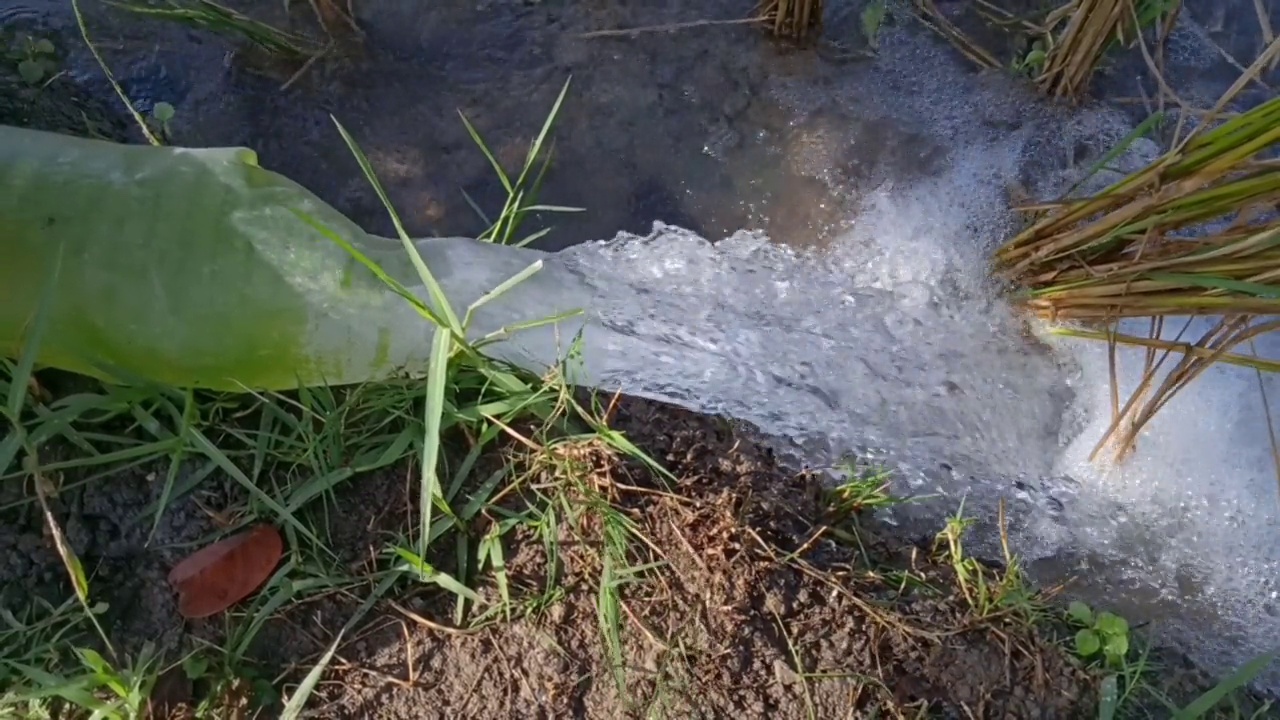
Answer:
[0,51,635,715]
[108,0,323,60]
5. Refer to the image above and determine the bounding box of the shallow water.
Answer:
[9,0,1280,691]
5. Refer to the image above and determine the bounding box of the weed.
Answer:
[458,77,584,247]
[824,459,899,518]
[109,0,323,60]
[1012,37,1049,76]
[932,502,1044,623]
[861,0,888,50]
[1068,599,1130,669]
[149,101,176,141]
[6,34,59,87]
[1057,598,1277,718]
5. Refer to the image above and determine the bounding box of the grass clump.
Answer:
[994,84,1280,462]
[1034,0,1179,100]
[913,0,1182,100]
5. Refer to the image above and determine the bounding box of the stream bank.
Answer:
[4,0,1280,715]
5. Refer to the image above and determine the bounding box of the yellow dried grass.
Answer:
[995,36,1280,465]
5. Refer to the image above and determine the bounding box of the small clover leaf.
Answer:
[1067,600,1094,626]
[18,58,44,85]
[1096,612,1128,637]
[153,101,176,124]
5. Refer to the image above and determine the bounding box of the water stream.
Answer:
[7,0,1280,691]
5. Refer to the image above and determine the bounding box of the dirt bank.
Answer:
[4,378,1271,718]
[1,389,1091,719]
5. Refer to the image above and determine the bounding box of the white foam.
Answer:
[1040,318,1280,684]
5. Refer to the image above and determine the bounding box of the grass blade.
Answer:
[418,327,452,557]
[1175,652,1276,719]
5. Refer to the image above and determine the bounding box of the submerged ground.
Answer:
[3,0,1280,717]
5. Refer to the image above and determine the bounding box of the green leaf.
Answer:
[1174,651,1277,719]
[1075,628,1101,657]
[181,653,209,680]
[1143,272,1280,298]
[329,116,462,335]
[76,647,111,675]
[393,547,481,602]
[1095,612,1129,637]
[152,101,175,123]
[1104,632,1129,661]
[860,0,887,47]
[17,59,44,84]
[33,38,56,54]
[1097,675,1119,720]
[280,627,344,720]
[1067,600,1094,626]
[418,326,452,557]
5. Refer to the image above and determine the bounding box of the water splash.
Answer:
[495,32,1280,690]
[530,173,1280,692]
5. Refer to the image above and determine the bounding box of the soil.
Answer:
[297,397,1102,720]
[6,389,1273,718]
[2,390,1103,719]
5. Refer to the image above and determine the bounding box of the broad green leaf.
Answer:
[1095,612,1129,637]
[1104,633,1129,661]
[1075,628,1101,657]
[17,59,44,84]
[152,102,175,123]
[1067,600,1094,626]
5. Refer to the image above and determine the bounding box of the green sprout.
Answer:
[1068,600,1130,668]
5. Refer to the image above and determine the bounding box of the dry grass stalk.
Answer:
[1036,0,1134,100]
[912,0,1002,70]
[995,87,1280,463]
[757,0,822,42]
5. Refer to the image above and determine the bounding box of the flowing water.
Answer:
[8,0,1280,691]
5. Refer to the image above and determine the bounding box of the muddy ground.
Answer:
[1,386,1271,719]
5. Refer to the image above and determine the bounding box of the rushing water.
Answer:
[8,0,1280,691]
